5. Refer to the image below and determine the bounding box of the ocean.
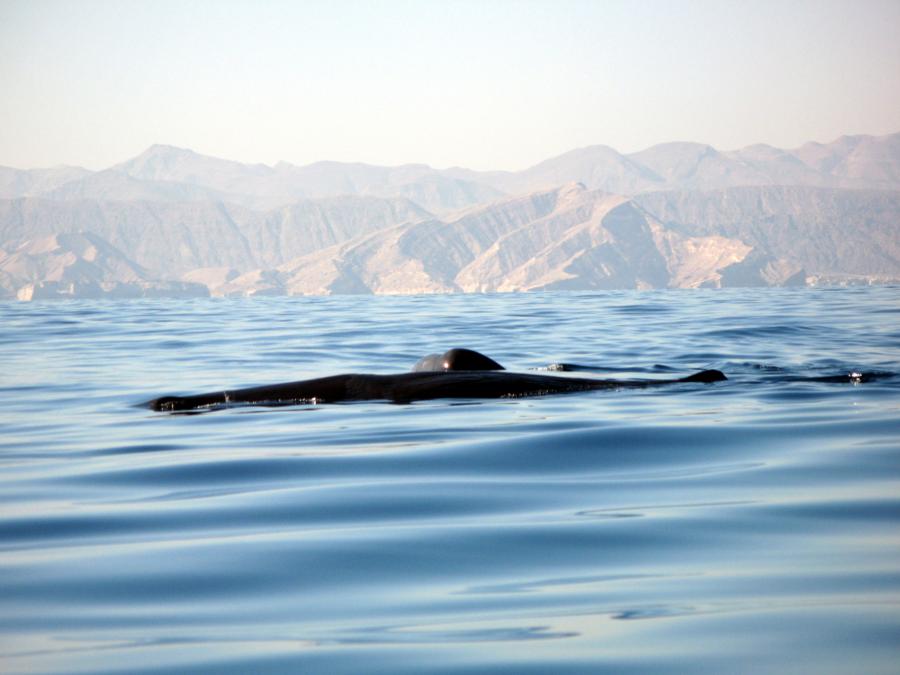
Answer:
[1,287,899,674]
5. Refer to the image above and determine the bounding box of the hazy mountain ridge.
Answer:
[0,165,93,199]
[450,133,900,195]
[635,186,900,276]
[0,194,430,279]
[1,183,896,298]
[42,169,231,203]
[169,184,885,297]
[0,232,208,300]
[259,185,811,296]
[109,145,505,213]
[1,132,898,299]
[5,132,899,208]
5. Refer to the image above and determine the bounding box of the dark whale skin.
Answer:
[148,365,727,412]
[413,348,505,372]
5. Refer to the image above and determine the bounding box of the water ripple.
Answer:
[1,287,899,674]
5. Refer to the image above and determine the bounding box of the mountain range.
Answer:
[1,132,898,299]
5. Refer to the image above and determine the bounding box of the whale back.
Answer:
[412,348,505,372]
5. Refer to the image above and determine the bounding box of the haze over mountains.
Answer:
[1,133,898,299]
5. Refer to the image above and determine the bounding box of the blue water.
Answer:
[2,287,899,674]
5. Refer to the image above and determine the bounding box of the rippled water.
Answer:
[2,287,899,674]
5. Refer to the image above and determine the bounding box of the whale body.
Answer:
[148,348,726,412]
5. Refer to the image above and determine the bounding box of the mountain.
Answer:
[108,145,504,213]
[634,186,900,277]
[7,132,900,211]
[0,232,208,299]
[726,143,825,185]
[207,185,804,297]
[628,142,772,190]
[791,133,900,187]
[449,132,900,194]
[113,144,273,187]
[484,145,665,194]
[262,183,895,296]
[42,168,229,202]
[0,194,430,278]
[1,132,898,298]
[278,185,582,295]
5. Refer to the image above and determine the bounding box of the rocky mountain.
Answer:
[0,232,208,300]
[1,132,897,299]
[635,186,900,277]
[0,194,430,279]
[212,184,870,297]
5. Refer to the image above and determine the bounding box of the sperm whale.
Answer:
[147,348,726,412]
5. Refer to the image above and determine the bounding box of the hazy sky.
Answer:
[2,0,899,170]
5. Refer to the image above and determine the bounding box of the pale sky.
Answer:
[1,0,899,171]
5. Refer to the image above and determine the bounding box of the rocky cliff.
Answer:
[1,132,897,299]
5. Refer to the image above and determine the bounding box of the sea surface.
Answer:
[1,287,899,674]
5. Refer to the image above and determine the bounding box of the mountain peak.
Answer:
[114,144,201,176]
[633,141,718,156]
[138,144,197,158]
[113,144,275,185]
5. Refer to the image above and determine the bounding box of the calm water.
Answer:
[1,288,899,674]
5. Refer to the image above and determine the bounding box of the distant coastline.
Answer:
[2,133,899,300]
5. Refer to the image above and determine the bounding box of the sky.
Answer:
[1,0,899,171]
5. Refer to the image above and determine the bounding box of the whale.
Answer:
[148,348,726,412]
[412,348,505,372]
